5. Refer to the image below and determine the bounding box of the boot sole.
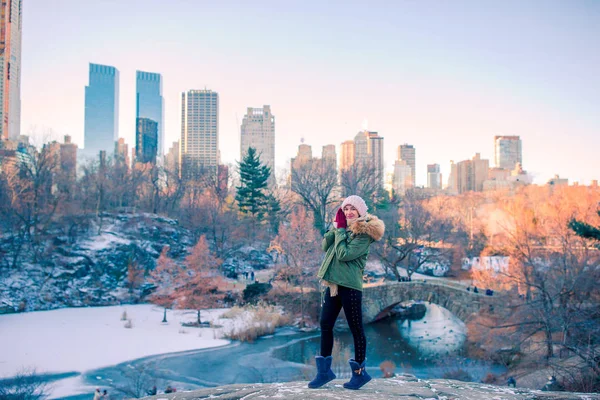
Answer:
[343,375,372,390]
[308,374,336,389]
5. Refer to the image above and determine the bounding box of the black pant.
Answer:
[320,285,366,364]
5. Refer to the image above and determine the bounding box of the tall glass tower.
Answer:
[136,117,158,164]
[84,63,119,159]
[136,71,164,158]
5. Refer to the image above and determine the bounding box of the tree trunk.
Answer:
[300,285,305,327]
[545,325,554,359]
[197,309,202,324]
[162,307,168,323]
[390,263,401,281]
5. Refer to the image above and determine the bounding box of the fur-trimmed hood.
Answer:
[348,214,385,241]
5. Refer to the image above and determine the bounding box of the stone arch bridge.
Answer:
[361,280,506,324]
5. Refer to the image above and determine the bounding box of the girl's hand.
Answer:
[335,208,347,229]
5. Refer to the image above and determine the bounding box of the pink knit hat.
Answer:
[341,195,368,217]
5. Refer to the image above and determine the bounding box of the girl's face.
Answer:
[343,204,359,220]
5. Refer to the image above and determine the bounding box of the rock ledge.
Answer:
[146,375,599,400]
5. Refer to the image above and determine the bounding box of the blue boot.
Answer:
[343,359,371,390]
[308,355,336,388]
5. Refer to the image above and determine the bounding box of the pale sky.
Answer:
[22,0,600,185]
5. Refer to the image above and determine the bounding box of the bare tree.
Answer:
[375,192,453,281]
[0,165,28,268]
[161,168,186,214]
[0,368,51,400]
[6,144,61,262]
[485,186,600,363]
[290,159,339,233]
[112,362,163,399]
[272,207,321,325]
[340,161,383,205]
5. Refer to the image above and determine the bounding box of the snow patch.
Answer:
[0,304,234,379]
[81,232,131,251]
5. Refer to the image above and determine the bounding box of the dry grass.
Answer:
[224,303,290,342]
[121,310,128,321]
[221,306,244,319]
[124,319,133,329]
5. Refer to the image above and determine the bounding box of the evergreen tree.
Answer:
[236,147,271,219]
[266,193,281,234]
[569,208,600,247]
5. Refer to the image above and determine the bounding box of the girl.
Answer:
[308,195,385,390]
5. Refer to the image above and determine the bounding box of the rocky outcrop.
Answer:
[144,376,598,399]
[0,213,195,313]
[0,212,280,314]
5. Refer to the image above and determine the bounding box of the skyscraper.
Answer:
[180,89,219,179]
[354,131,369,164]
[353,130,384,185]
[291,143,312,170]
[393,160,412,196]
[240,105,275,172]
[60,135,77,180]
[289,142,313,188]
[136,71,164,158]
[427,164,442,189]
[0,0,23,140]
[494,135,522,170]
[448,160,458,194]
[398,144,416,187]
[322,144,336,165]
[165,140,179,175]
[368,132,384,185]
[340,140,355,171]
[114,137,129,168]
[84,63,119,159]
[456,153,489,193]
[136,117,158,164]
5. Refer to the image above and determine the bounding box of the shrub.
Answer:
[380,360,396,378]
[121,310,128,321]
[0,368,50,400]
[242,282,272,304]
[482,373,498,384]
[124,319,133,329]
[264,284,321,325]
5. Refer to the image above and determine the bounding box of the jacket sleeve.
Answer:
[321,230,335,252]
[334,229,371,262]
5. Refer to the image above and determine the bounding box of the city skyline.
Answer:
[20,1,600,186]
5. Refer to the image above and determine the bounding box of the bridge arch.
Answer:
[361,281,502,324]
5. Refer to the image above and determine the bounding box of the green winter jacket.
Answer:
[317,215,385,291]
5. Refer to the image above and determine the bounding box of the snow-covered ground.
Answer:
[0,304,239,398]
